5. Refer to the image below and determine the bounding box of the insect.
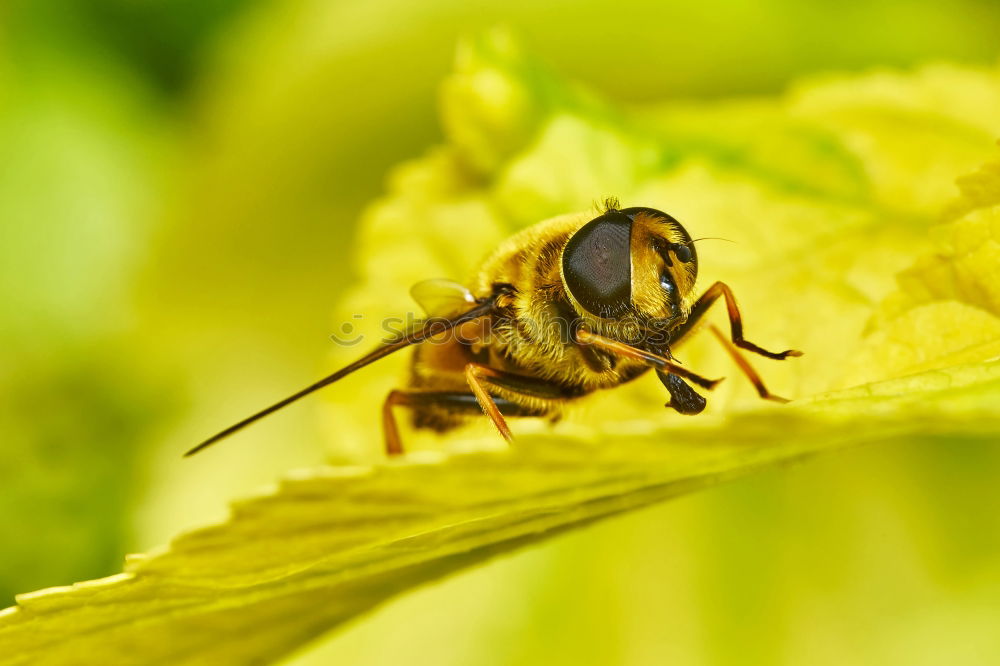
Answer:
[186,201,801,457]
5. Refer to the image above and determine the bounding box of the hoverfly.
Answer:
[186,201,801,457]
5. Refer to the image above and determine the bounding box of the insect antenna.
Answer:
[184,300,494,457]
[686,236,735,245]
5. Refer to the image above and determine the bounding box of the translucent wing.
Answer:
[410,279,478,318]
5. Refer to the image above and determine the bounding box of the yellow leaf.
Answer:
[847,147,1000,384]
[2,363,999,665]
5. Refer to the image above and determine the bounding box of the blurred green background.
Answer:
[2,0,999,664]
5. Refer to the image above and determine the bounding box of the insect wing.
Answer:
[410,279,478,318]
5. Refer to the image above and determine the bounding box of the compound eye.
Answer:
[672,243,693,263]
[562,212,632,318]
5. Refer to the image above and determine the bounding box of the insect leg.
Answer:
[573,329,722,390]
[383,390,420,456]
[382,390,546,455]
[672,281,803,360]
[464,364,575,443]
[707,324,790,403]
[657,370,707,415]
[465,364,515,441]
